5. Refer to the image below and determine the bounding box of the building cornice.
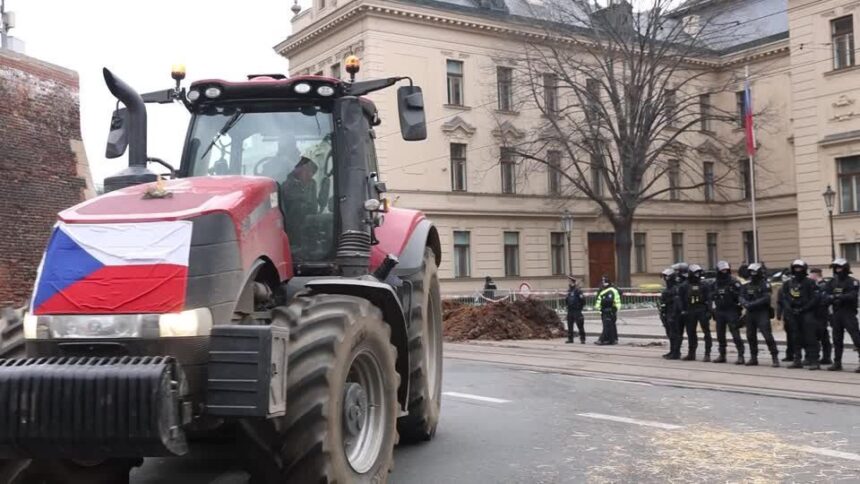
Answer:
[276,1,789,69]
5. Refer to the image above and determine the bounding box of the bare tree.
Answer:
[499,0,760,286]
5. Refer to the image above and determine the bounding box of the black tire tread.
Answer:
[276,294,398,483]
[397,247,443,443]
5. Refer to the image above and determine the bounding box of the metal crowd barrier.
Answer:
[442,288,661,315]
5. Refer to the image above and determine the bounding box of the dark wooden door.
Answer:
[588,232,616,288]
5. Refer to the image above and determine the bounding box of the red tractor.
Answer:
[0,58,442,483]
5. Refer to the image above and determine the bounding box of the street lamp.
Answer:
[561,209,574,276]
[823,184,836,261]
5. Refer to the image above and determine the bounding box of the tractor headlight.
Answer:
[204,86,222,99]
[317,85,335,97]
[21,308,213,339]
[294,83,311,94]
[159,308,213,337]
[187,89,201,101]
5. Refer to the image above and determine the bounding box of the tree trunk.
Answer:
[613,219,633,288]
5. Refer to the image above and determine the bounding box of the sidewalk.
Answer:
[580,309,789,345]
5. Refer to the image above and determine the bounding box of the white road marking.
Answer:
[576,412,683,430]
[443,391,511,404]
[791,445,860,463]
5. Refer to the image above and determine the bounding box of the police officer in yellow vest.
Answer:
[594,276,621,345]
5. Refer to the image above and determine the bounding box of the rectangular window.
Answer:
[591,152,604,197]
[703,161,715,201]
[504,232,520,276]
[447,60,464,106]
[664,89,676,126]
[634,232,647,273]
[453,231,471,278]
[668,159,680,201]
[838,155,860,213]
[551,232,566,275]
[699,94,711,131]
[586,78,600,117]
[331,63,341,79]
[736,91,746,128]
[450,143,467,191]
[842,242,860,265]
[544,73,558,117]
[740,159,751,200]
[707,232,718,269]
[547,150,562,195]
[672,232,684,263]
[832,15,855,70]
[501,148,516,194]
[497,67,513,111]
[320,0,326,9]
[743,230,757,263]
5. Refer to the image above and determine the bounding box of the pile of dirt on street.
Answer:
[442,298,564,342]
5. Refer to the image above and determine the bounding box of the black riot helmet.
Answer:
[673,262,689,281]
[716,260,731,279]
[831,258,851,278]
[790,259,808,279]
[748,262,765,280]
[689,264,704,281]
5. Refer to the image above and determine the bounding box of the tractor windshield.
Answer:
[184,103,336,264]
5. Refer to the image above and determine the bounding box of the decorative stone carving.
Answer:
[831,94,859,122]
[441,116,477,137]
[492,120,525,140]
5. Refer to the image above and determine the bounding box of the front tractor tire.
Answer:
[245,294,399,483]
[398,247,443,443]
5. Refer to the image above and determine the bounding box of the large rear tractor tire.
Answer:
[397,247,443,443]
[243,294,399,483]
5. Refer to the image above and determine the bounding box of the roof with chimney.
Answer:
[395,0,788,54]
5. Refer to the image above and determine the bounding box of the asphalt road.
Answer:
[132,349,860,483]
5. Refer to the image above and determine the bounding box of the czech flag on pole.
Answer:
[744,79,756,156]
[31,221,193,315]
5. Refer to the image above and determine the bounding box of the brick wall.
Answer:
[0,50,91,307]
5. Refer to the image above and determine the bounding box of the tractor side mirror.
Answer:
[105,107,129,159]
[397,85,427,141]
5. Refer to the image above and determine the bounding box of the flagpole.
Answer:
[746,65,759,264]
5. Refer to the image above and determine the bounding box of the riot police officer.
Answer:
[666,263,689,360]
[658,267,675,358]
[565,277,586,344]
[824,258,860,372]
[594,276,620,345]
[712,261,745,365]
[677,264,713,361]
[740,262,780,367]
[776,280,796,362]
[782,260,820,370]
[810,268,833,366]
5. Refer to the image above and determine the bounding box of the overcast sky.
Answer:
[6,0,309,184]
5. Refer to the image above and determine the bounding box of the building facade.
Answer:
[276,0,853,293]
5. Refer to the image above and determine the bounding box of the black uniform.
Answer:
[825,275,860,367]
[713,274,745,360]
[667,275,686,358]
[814,278,833,364]
[566,286,586,343]
[677,277,713,359]
[740,278,779,360]
[659,278,675,339]
[782,276,821,366]
[776,283,796,362]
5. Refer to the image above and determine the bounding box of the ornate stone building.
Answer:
[276,0,856,292]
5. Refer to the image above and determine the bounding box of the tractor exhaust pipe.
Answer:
[103,68,147,166]
[102,68,157,192]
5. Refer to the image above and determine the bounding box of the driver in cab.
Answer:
[283,156,319,237]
